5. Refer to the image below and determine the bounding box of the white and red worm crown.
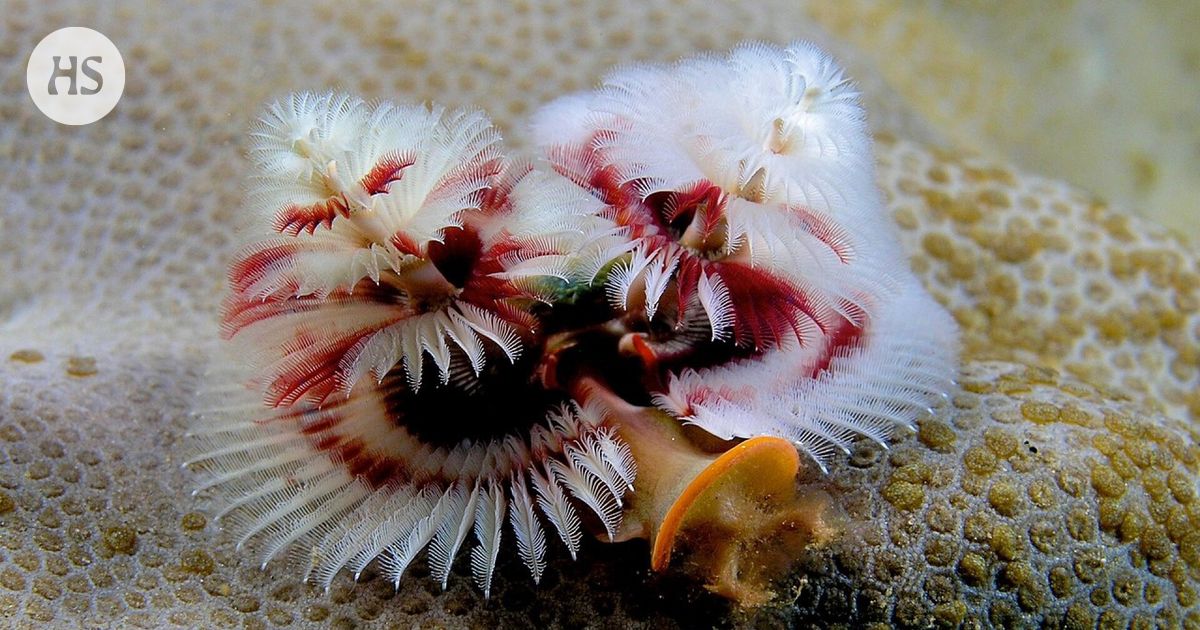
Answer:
[196,94,638,597]
[190,41,959,599]
[531,41,958,470]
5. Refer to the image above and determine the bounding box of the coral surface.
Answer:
[0,1,1196,628]
[782,360,1200,628]
[811,1,1200,237]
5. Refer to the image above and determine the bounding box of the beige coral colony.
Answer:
[0,1,1196,626]
[187,41,961,607]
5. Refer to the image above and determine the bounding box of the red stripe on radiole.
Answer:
[359,151,415,195]
[272,196,351,236]
[228,241,302,292]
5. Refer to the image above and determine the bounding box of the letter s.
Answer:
[80,56,103,95]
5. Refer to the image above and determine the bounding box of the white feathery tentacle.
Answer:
[255,481,371,570]
[470,481,507,599]
[550,457,622,542]
[529,462,583,560]
[302,485,415,590]
[379,488,454,588]
[508,472,548,583]
[696,270,734,341]
[428,483,481,590]
[566,432,629,508]
[346,488,438,580]
[659,278,958,471]
[593,426,637,492]
[605,245,656,311]
[641,249,682,322]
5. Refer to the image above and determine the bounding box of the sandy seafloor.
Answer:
[0,1,1197,628]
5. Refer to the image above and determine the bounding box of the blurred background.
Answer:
[814,1,1199,239]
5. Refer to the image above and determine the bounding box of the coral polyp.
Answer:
[188,40,958,606]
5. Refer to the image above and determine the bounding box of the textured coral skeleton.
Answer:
[2,2,1199,627]
[186,41,958,601]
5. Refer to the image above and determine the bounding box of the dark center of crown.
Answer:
[381,226,569,447]
[395,226,483,314]
[381,347,565,449]
[426,226,481,289]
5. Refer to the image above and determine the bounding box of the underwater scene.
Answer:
[1,2,1197,628]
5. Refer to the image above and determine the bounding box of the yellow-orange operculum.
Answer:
[598,395,842,607]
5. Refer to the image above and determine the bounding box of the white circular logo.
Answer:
[26,27,125,126]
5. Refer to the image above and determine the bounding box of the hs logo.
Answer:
[47,55,105,96]
[26,27,125,126]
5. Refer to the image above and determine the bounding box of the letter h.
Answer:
[48,55,79,95]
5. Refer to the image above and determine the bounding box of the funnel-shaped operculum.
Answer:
[586,385,843,607]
